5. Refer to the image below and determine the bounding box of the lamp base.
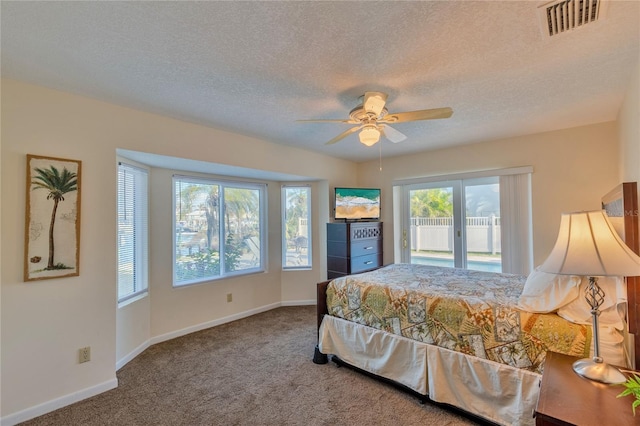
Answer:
[572,358,626,384]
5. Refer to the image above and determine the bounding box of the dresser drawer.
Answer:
[327,241,348,258]
[349,222,382,241]
[327,255,348,273]
[350,253,382,274]
[351,239,382,257]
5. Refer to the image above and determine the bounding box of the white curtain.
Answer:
[500,173,533,275]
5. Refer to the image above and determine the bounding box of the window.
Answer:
[405,178,501,273]
[395,167,533,275]
[282,186,312,269]
[174,175,266,286]
[117,162,149,303]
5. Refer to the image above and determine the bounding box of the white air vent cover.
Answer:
[538,0,609,37]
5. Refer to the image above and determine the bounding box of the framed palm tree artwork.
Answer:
[24,154,81,281]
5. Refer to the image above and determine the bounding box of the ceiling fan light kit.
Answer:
[359,126,381,146]
[298,91,453,147]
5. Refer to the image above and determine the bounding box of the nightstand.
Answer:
[535,351,637,426]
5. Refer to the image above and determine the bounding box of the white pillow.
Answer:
[557,276,627,330]
[517,267,582,313]
[590,325,628,367]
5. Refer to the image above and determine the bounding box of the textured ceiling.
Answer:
[2,1,639,162]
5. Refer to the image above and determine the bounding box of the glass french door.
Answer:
[406,181,460,268]
[463,178,501,272]
[401,177,501,272]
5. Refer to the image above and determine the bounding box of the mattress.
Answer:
[325,263,592,374]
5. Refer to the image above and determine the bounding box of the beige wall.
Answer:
[0,79,356,422]
[2,61,638,422]
[147,168,282,338]
[357,122,621,267]
[280,180,330,304]
[619,59,640,184]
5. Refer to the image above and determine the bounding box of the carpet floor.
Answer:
[20,306,482,425]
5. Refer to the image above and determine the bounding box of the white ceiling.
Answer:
[2,1,638,163]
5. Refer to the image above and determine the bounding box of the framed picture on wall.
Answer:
[24,154,82,281]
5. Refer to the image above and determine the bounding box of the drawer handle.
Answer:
[364,246,374,250]
[364,261,373,265]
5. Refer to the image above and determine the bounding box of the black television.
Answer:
[334,187,381,221]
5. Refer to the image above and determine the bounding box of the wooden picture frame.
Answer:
[24,154,82,281]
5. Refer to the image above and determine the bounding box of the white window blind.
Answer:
[282,186,312,269]
[499,172,533,275]
[117,162,149,302]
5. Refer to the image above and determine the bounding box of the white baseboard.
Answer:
[1,378,118,426]
[117,302,314,370]
[116,339,151,371]
[117,301,316,368]
[149,301,315,345]
[282,299,315,306]
[1,302,317,425]
[149,302,282,345]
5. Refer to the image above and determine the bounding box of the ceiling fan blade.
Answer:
[363,91,388,116]
[296,119,357,124]
[380,107,453,124]
[325,126,363,145]
[380,125,407,143]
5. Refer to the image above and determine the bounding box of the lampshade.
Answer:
[539,210,640,384]
[359,126,380,146]
[539,210,640,277]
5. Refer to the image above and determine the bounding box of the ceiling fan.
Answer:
[298,92,453,146]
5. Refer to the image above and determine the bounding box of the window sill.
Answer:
[173,268,266,288]
[118,291,148,308]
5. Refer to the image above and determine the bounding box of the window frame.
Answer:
[281,185,312,270]
[173,174,267,286]
[401,177,500,270]
[117,160,149,305]
[394,166,533,274]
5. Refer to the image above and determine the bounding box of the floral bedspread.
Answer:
[326,263,591,374]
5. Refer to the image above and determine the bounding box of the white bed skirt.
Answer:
[319,315,540,426]
[319,314,429,395]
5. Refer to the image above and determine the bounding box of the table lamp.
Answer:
[539,210,640,384]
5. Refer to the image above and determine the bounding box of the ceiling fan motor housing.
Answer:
[349,106,388,124]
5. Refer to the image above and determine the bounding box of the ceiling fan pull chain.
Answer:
[379,140,382,171]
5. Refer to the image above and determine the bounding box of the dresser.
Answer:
[326,222,382,279]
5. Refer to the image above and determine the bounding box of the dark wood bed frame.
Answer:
[313,280,330,364]
[314,181,640,369]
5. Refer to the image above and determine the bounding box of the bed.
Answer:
[313,182,639,426]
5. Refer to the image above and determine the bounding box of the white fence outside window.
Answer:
[298,218,308,237]
[410,215,501,254]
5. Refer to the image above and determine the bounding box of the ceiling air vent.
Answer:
[538,0,608,37]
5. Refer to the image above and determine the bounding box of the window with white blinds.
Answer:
[117,162,149,303]
[282,185,312,269]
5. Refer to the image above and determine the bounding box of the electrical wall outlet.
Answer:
[226,293,232,303]
[79,346,91,363]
